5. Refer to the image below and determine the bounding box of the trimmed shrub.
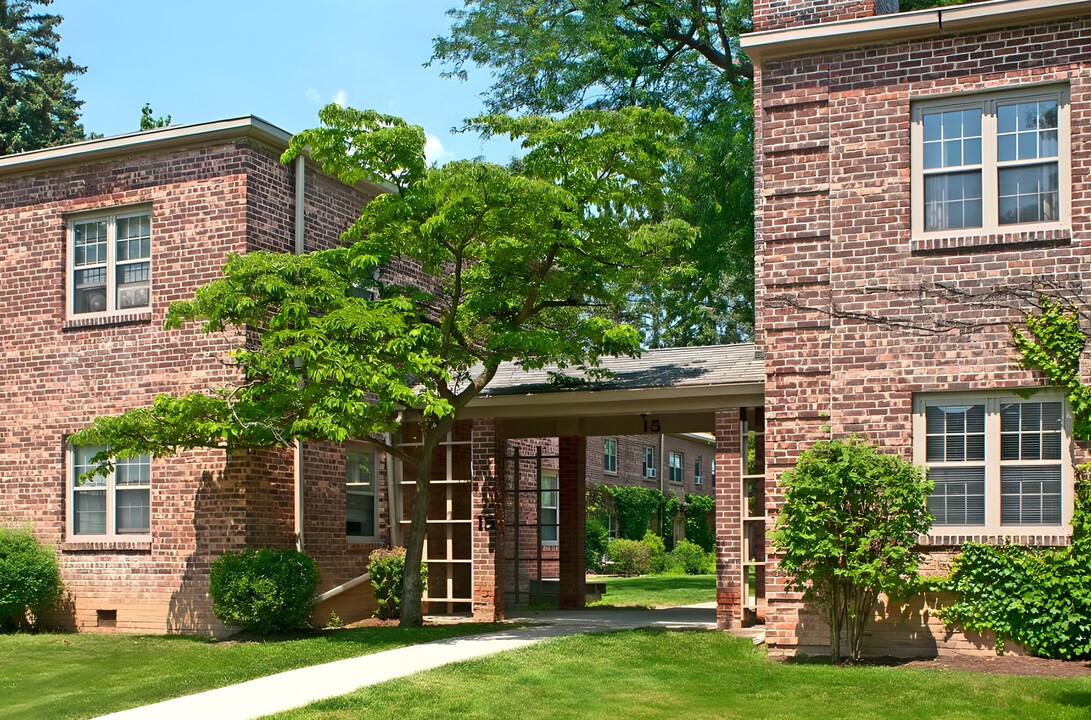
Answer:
[0,527,62,629]
[607,539,651,576]
[369,547,427,620]
[642,531,667,574]
[209,548,320,634]
[669,539,713,575]
[586,518,610,573]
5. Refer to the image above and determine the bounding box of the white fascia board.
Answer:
[0,116,289,176]
[741,0,1091,63]
[0,115,391,196]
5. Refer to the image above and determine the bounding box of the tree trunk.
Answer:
[828,580,841,664]
[399,418,454,627]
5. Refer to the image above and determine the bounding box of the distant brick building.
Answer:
[743,0,1091,656]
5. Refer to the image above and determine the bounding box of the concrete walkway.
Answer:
[94,604,724,720]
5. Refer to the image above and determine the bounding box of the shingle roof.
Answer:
[478,343,763,397]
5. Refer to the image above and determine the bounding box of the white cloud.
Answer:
[332,90,349,107]
[305,88,322,104]
[424,133,454,165]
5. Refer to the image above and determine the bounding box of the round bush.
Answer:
[642,531,667,574]
[0,527,63,629]
[607,539,651,576]
[209,548,320,634]
[669,539,712,575]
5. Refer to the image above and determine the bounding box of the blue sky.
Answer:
[49,0,517,163]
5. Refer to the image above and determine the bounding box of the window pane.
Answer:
[116,488,150,533]
[73,221,108,266]
[1001,465,1062,525]
[346,492,376,537]
[117,261,151,310]
[998,104,1017,133]
[924,172,983,231]
[926,404,986,462]
[73,445,108,487]
[998,164,1060,225]
[923,112,942,141]
[924,142,942,169]
[74,267,108,314]
[74,490,107,535]
[115,455,151,485]
[998,134,1017,162]
[347,451,375,491]
[929,466,985,526]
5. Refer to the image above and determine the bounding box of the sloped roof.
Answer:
[479,343,763,397]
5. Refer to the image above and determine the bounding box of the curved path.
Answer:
[94,604,724,720]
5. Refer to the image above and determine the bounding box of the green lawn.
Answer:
[268,630,1091,720]
[587,573,716,608]
[0,623,507,720]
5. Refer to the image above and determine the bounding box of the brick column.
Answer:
[471,417,504,621]
[558,435,587,609]
[715,409,743,629]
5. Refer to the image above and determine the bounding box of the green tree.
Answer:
[71,104,695,627]
[140,103,171,130]
[433,0,755,345]
[772,438,933,663]
[0,0,85,154]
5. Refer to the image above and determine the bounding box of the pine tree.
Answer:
[0,0,86,154]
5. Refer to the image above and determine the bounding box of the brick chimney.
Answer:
[753,0,897,32]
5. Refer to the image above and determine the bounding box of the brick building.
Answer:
[0,119,734,633]
[0,118,397,633]
[743,0,1091,656]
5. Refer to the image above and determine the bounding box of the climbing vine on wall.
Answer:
[1010,296,1091,440]
[605,485,666,540]
[934,299,1091,659]
[683,494,716,552]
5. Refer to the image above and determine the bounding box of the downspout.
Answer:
[659,432,666,535]
[293,154,306,552]
[386,435,400,547]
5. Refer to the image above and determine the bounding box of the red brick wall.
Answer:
[0,137,377,634]
[753,0,878,32]
[755,16,1091,656]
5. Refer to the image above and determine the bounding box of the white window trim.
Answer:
[66,206,153,321]
[669,451,684,483]
[603,437,618,475]
[912,390,1074,538]
[694,456,704,486]
[910,85,1070,241]
[540,468,559,546]
[346,445,380,543]
[67,446,152,541]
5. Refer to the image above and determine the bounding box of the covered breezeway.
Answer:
[403,343,768,630]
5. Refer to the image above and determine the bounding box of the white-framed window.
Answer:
[69,445,151,537]
[540,469,559,545]
[346,447,378,540]
[913,392,1073,534]
[911,86,1070,239]
[642,446,656,478]
[669,451,683,483]
[68,208,152,318]
[603,437,618,474]
[694,456,704,486]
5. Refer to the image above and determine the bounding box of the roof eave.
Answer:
[741,0,1091,63]
[0,115,391,195]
